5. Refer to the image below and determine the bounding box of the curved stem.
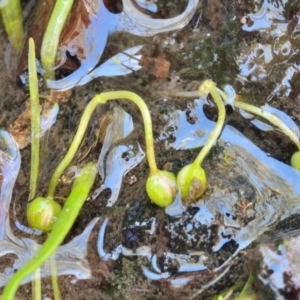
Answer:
[41,0,74,80]
[47,91,157,198]
[216,88,300,151]
[28,38,40,201]
[194,80,226,166]
[2,163,97,300]
[234,100,300,151]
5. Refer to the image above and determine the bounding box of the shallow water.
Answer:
[0,0,300,299]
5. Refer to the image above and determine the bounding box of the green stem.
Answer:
[41,0,74,80]
[2,162,97,300]
[47,91,157,198]
[216,88,300,151]
[239,273,253,298]
[28,38,40,201]
[235,100,300,151]
[194,80,226,166]
[1,0,24,51]
[31,268,41,300]
[51,256,62,300]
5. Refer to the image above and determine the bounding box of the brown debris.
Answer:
[140,55,170,79]
[8,90,72,149]
[8,102,34,149]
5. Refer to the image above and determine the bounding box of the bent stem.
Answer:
[195,80,226,166]
[28,38,41,201]
[216,88,300,151]
[2,162,97,300]
[47,91,157,198]
[41,0,74,81]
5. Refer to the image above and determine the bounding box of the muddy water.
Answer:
[0,0,300,299]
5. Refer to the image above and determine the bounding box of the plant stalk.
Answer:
[28,38,40,201]
[216,88,300,151]
[47,91,157,198]
[41,0,74,80]
[2,163,97,300]
[1,0,24,51]
[194,80,226,166]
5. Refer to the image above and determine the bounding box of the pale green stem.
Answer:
[47,91,157,198]
[235,100,300,151]
[50,256,62,300]
[28,38,40,201]
[41,0,74,80]
[31,268,41,300]
[2,163,97,300]
[216,88,300,151]
[239,273,253,298]
[1,0,24,51]
[194,81,226,166]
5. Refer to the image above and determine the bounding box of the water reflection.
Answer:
[96,98,300,296]
[47,0,199,90]
[238,0,300,100]
[0,131,97,286]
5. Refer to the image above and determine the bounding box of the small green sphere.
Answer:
[146,170,177,207]
[27,197,62,233]
[177,163,207,203]
[291,151,300,170]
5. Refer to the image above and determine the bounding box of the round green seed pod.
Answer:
[27,197,62,233]
[291,151,300,170]
[146,170,177,207]
[177,163,207,203]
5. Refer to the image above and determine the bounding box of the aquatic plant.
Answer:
[40,0,74,80]
[291,151,300,170]
[28,37,40,200]
[177,80,226,203]
[0,0,24,51]
[167,81,300,172]
[46,90,177,207]
[213,273,256,300]
[2,38,92,300]
[27,196,62,233]
[215,84,300,170]
[2,162,97,300]
[25,37,63,234]
[45,0,199,90]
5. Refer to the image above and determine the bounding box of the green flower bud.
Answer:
[146,170,177,207]
[291,151,300,170]
[177,163,207,203]
[27,197,62,233]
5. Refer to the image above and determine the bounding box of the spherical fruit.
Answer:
[27,197,62,233]
[177,163,207,203]
[146,170,177,207]
[291,151,300,170]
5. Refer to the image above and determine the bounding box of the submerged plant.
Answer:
[291,151,300,170]
[46,91,177,207]
[177,80,226,203]
[26,37,63,233]
[0,0,24,51]
[165,81,300,172]
[215,85,300,171]
[28,37,40,201]
[40,0,74,80]
[2,162,97,300]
